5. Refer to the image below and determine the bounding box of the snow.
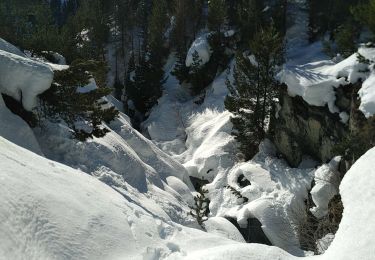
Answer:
[186,35,212,67]
[0,49,54,111]
[0,136,297,260]
[358,72,375,118]
[1,26,375,259]
[316,233,335,255]
[204,217,245,243]
[280,43,375,117]
[0,95,43,155]
[310,157,341,219]
[0,38,25,57]
[76,78,97,93]
[224,30,235,38]
[315,147,375,260]
[145,56,314,255]
[208,141,314,255]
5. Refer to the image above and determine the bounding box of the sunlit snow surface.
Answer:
[279,43,375,117]
[0,15,375,258]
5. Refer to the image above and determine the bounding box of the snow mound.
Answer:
[358,72,375,118]
[317,147,375,260]
[0,50,53,111]
[186,35,212,67]
[35,107,195,223]
[279,45,375,116]
[208,141,314,255]
[310,157,341,219]
[204,217,245,243]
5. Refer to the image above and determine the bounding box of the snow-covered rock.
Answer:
[310,157,341,219]
[358,72,375,118]
[279,45,375,117]
[186,35,212,67]
[0,50,53,111]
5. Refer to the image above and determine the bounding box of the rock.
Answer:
[226,217,272,245]
[272,83,375,167]
[272,85,348,167]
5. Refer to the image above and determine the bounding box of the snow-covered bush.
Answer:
[38,60,118,140]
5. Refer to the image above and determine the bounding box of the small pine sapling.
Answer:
[190,188,210,227]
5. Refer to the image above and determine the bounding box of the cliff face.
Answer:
[272,84,374,167]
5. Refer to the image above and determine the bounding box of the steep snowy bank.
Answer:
[0,137,296,260]
[34,109,196,224]
[315,147,375,260]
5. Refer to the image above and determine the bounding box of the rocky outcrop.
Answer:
[272,84,375,167]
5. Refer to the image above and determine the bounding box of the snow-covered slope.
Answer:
[311,147,375,260]
[0,136,296,260]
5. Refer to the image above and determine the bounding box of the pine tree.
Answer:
[190,188,210,227]
[236,0,264,45]
[335,22,358,58]
[207,0,227,33]
[225,25,284,159]
[171,0,192,83]
[38,60,118,141]
[127,0,168,114]
[351,0,375,36]
[189,50,206,95]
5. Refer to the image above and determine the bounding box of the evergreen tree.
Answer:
[189,50,206,95]
[335,22,358,57]
[38,60,118,141]
[351,0,375,36]
[207,0,227,33]
[126,0,168,114]
[236,0,264,45]
[225,25,284,159]
[171,0,193,83]
[190,188,210,227]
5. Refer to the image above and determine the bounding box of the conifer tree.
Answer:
[171,0,193,83]
[351,0,375,35]
[38,60,118,141]
[225,25,284,159]
[190,188,210,227]
[207,0,227,33]
[127,0,168,114]
[236,0,264,45]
